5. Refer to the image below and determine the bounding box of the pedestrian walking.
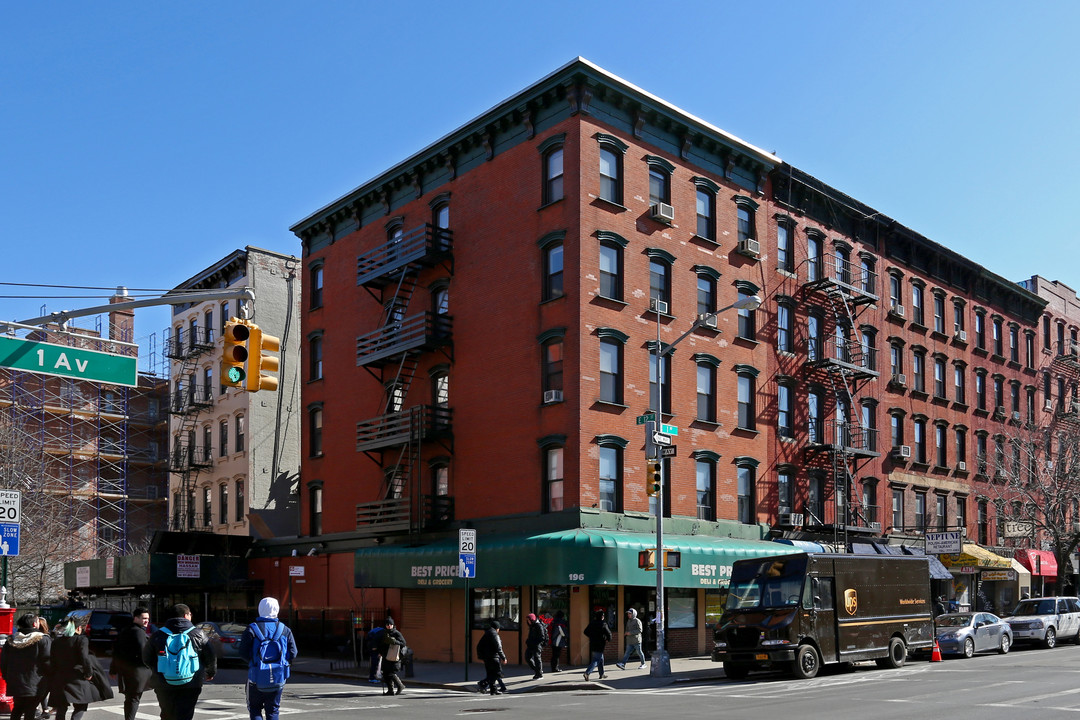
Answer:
[141,603,217,720]
[238,597,298,720]
[1,612,52,720]
[110,606,153,720]
[364,623,385,684]
[377,618,406,696]
[616,608,646,670]
[49,616,107,720]
[933,596,947,618]
[582,610,611,681]
[475,620,507,695]
[524,613,547,679]
[34,617,52,719]
[548,611,568,673]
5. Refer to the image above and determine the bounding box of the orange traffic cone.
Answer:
[930,638,942,662]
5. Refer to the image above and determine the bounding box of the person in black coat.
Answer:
[475,621,507,695]
[0,612,51,720]
[110,606,154,720]
[49,617,99,720]
[582,610,612,681]
[376,618,406,696]
[141,603,217,720]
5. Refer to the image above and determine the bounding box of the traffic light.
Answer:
[221,319,251,389]
[245,324,281,392]
[646,461,662,496]
[638,550,656,569]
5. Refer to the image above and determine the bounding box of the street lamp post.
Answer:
[649,294,762,678]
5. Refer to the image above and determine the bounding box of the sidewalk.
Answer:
[289,654,728,692]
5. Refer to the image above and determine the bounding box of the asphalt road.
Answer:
[76,644,1080,719]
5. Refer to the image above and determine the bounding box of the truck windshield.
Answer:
[726,556,808,610]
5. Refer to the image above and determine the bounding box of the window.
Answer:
[891,488,904,532]
[934,357,947,398]
[778,382,794,439]
[992,317,1004,356]
[734,196,757,245]
[935,423,948,467]
[915,492,927,532]
[471,588,521,631]
[807,231,823,283]
[310,264,324,309]
[861,329,876,371]
[202,487,211,527]
[542,335,564,397]
[975,370,987,410]
[777,300,794,353]
[543,242,564,301]
[309,334,323,381]
[649,347,671,414]
[309,483,323,536]
[889,273,902,310]
[956,496,967,533]
[993,375,1004,410]
[862,401,877,452]
[736,284,758,340]
[696,273,716,316]
[975,310,986,349]
[809,389,824,443]
[954,364,966,404]
[648,166,670,206]
[911,283,924,326]
[912,349,926,393]
[695,187,715,241]
[1009,324,1020,362]
[736,367,758,430]
[933,292,946,333]
[599,145,623,204]
[777,219,794,273]
[219,420,228,457]
[598,240,623,300]
[219,483,228,525]
[1044,315,1052,349]
[204,309,214,343]
[913,417,927,464]
[976,433,988,474]
[542,145,564,205]
[696,359,717,423]
[203,367,213,403]
[977,500,989,545]
[1025,331,1035,368]
[696,457,716,521]
[235,414,245,452]
[953,300,965,334]
[433,371,449,409]
[808,312,822,362]
[544,445,564,512]
[649,256,672,309]
[309,406,323,457]
[778,469,793,514]
[737,462,756,524]
[598,444,622,513]
[860,255,875,295]
[220,302,230,334]
[433,201,450,231]
[235,480,245,523]
[598,329,626,404]
[433,286,449,315]
[890,411,904,447]
[809,474,825,524]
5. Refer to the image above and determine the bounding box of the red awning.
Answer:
[1015,549,1059,577]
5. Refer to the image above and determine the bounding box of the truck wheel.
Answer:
[963,638,975,658]
[723,662,750,680]
[1044,627,1057,649]
[876,637,906,668]
[791,644,820,679]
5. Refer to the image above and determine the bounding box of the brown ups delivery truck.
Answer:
[712,552,934,679]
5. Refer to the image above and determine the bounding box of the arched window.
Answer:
[694,353,720,423]
[596,435,626,513]
[539,231,565,302]
[308,404,323,457]
[539,435,567,513]
[693,451,720,521]
[540,135,565,205]
[596,134,627,205]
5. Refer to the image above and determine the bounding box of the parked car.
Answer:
[935,612,1012,657]
[62,609,133,654]
[1002,596,1080,648]
[197,621,249,663]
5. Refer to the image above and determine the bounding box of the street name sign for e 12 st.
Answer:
[0,336,137,387]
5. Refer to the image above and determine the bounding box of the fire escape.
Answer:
[165,325,215,530]
[800,251,881,547]
[354,223,454,538]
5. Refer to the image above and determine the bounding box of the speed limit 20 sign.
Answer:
[0,491,21,524]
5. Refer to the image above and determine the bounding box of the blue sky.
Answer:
[3,1,1078,371]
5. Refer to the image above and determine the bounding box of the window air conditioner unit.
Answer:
[1011,411,1021,421]
[543,389,563,404]
[1046,460,1055,470]
[1072,401,1080,414]
[893,445,912,459]
[650,202,675,224]
[650,298,669,315]
[737,237,761,257]
[892,373,907,387]
[697,314,719,329]
[891,303,906,318]
[956,330,968,342]
[869,522,882,532]
[778,512,804,527]
[1045,400,1054,412]
[957,461,967,472]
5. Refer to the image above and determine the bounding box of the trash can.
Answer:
[403,648,415,678]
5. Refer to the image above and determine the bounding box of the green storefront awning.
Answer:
[354,528,794,590]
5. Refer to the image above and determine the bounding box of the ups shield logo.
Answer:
[844,588,858,616]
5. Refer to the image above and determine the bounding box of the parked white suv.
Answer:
[1002,596,1080,648]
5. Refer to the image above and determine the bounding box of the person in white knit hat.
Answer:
[238,598,298,720]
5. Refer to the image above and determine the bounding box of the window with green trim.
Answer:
[600,146,622,204]
[649,166,670,206]
[598,444,622,513]
[737,371,756,430]
[600,338,623,404]
[696,457,716,521]
[543,145,564,205]
[696,187,715,241]
[696,361,716,423]
[650,258,671,309]
[737,463,755,524]
[599,241,622,300]
[543,242,564,301]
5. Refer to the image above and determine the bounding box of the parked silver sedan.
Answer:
[935,612,1012,657]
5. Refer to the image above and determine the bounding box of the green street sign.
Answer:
[636,414,656,425]
[0,335,137,387]
[661,423,679,435]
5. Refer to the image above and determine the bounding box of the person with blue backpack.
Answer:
[238,597,298,720]
[141,603,217,720]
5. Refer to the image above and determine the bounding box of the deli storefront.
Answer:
[938,544,1030,615]
[353,528,791,664]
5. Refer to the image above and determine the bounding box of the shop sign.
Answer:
[981,570,1016,581]
[1003,521,1034,538]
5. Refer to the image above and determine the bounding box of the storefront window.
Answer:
[705,588,728,628]
[534,586,569,623]
[589,586,618,631]
[667,588,697,629]
[471,587,520,630]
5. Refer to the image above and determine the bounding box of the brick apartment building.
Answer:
[248,58,1070,661]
